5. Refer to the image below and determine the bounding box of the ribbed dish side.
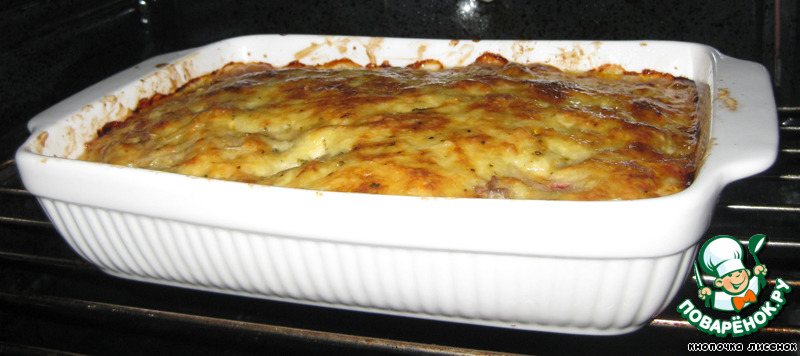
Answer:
[38,198,694,332]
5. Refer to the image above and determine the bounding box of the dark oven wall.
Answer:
[1,1,799,355]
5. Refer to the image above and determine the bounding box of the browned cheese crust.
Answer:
[81,53,703,200]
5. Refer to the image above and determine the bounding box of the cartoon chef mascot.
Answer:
[697,235,768,312]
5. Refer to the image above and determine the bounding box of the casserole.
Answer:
[15,35,778,335]
[79,57,704,201]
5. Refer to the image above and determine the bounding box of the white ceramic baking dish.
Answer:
[16,35,778,335]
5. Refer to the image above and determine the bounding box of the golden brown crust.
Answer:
[81,53,704,200]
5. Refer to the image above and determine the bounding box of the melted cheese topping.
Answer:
[81,54,704,200]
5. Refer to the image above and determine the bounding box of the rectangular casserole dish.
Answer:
[15,35,778,335]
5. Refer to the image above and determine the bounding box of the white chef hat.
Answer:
[699,235,746,278]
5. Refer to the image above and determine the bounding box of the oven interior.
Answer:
[1,1,798,354]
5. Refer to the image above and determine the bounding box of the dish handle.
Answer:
[707,54,779,185]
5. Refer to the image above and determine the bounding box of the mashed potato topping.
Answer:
[81,53,704,200]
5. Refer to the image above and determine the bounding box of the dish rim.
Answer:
[15,35,779,259]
